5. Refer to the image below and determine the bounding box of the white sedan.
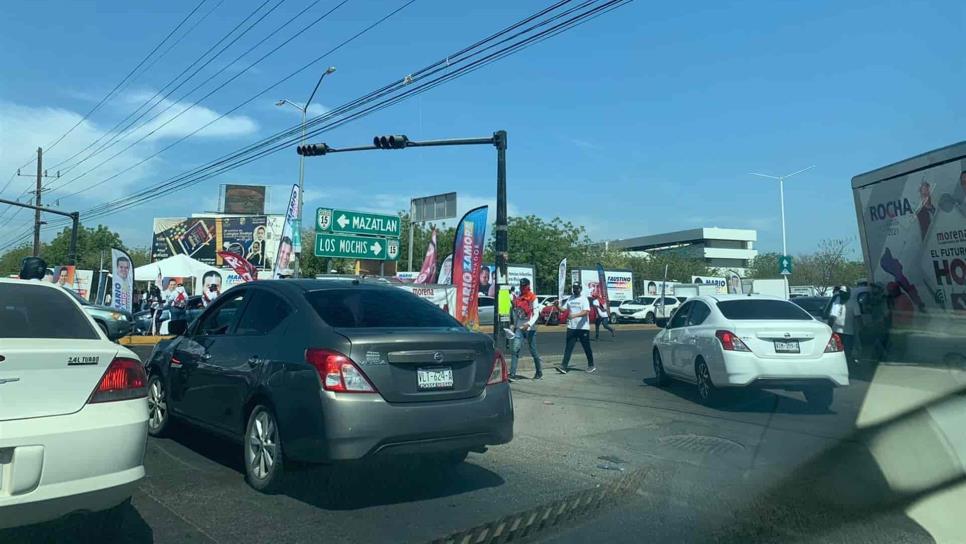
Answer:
[651,295,849,409]
[0,279,148,536]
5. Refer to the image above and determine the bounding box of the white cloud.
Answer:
[0,101,158,204]
[120,90,258,140]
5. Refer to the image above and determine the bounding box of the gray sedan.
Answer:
[144,279,513,492]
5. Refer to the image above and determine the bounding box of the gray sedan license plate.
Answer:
[774,340,800,353]
[417,367,453,390]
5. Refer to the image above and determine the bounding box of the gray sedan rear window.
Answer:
[0,283,98,339]
[716,300,812,320]
[306,288,461,328]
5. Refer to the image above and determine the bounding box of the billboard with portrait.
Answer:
[152,215,282,269]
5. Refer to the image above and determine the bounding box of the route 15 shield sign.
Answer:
[316,208,333,232]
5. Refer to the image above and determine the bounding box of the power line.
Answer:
[47,0,285,180]
[79,0,625,220]
[1,0,632,251]
[35,0,209,165]
[51,0,354,199]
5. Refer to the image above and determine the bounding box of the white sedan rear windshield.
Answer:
[0,283,99,339]
[716,300,812,320]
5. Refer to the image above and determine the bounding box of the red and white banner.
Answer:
[414,228,438,284]
[218,251,259,282]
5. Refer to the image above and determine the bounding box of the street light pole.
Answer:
[749,165,815,296]
[276,66,336,277]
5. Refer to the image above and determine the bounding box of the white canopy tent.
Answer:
[133,254,220,293]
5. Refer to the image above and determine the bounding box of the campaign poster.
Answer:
[213,216,268,267]
[451,206,488,327]
[856,158,966,320]
[579,269,634,302]
[111,248,134,312]
[482,263,535,294]
[74,269,94,300]
[692,275,728,294]
[152,216,280,269]
[395,284,457,316]
[437,254,453,285]
[152,217,216,263]
[272,185,300,278]
[51,265,75,290]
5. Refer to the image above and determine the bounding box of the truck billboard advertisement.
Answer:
[853,145,966,322]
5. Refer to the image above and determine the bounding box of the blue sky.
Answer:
[1,0,964,258]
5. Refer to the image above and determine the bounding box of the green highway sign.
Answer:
[778,255,793,276]
[314,233,400,261]
[316,207,401,237]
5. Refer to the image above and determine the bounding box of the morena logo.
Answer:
[869,198,913,221]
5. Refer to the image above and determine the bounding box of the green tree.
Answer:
[0,244,33,277]
[746,252,783,279]
[128,247,152,268]
[44,224,126,270]
[494,215,594,292]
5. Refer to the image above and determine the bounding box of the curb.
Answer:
[427,468,647,544]
[119,335,173,346]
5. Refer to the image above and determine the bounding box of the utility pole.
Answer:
[34,147,42,256]
[0,197,79,264]
[16,148,60,256]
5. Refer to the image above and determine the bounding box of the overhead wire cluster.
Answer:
[0,0,632,253]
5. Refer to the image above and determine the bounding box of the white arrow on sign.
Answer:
[336,214,349,229]
[371,241,383,256]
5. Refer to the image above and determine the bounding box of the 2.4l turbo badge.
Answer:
[67,356,99,366]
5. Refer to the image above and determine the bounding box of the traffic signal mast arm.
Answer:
[297,134,502,156]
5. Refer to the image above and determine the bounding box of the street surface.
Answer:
[3,326,935,543]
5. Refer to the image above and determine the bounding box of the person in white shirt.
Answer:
[593,295,616,340]
[555,284,596,374]
[828,286,856,363]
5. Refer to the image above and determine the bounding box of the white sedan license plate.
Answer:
[774,340,800,353]
[417,367,454,390]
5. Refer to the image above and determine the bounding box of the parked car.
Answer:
[63,288,134,340]
[145,280,513,492]
[651,295,849,409]
[0,279,148,536]
[615,296,680,324]
[790,296,832,320]
[478,295,495,325]
[539,297,562,325]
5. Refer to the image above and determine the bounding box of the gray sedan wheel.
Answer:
[245,405,285,493]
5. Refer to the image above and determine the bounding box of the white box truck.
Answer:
[852,142,966,363]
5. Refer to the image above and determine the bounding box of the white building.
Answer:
[608,227,758,274]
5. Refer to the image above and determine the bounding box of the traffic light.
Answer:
[372,134,409,149]
[297,143,330,156]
